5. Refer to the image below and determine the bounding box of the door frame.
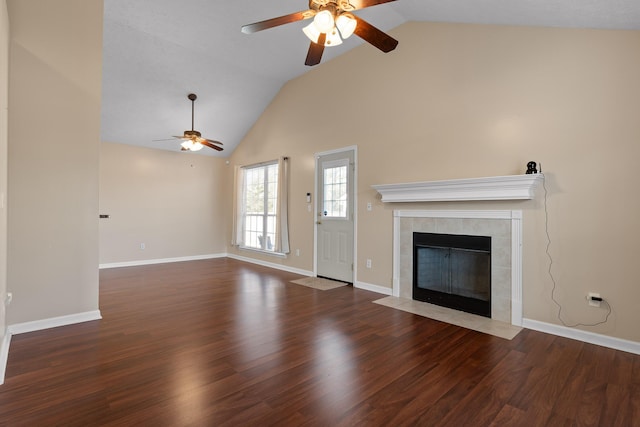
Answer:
[313,145,358,282]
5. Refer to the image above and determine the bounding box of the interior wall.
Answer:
[99,142,228,264]
[0,0,9,337]
[6,0,103,324]
[228,22,640,343]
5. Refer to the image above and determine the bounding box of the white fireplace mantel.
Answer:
[372,174,543,203]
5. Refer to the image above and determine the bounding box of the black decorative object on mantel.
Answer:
[526,161,538,174]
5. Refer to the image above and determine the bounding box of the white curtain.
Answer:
[274,156,290,254]
[231,165,245,247]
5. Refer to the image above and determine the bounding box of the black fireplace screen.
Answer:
[413,232,491,317]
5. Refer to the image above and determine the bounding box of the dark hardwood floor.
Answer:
[0,258,638,426]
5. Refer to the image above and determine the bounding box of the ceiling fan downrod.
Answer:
[188,93,197,132]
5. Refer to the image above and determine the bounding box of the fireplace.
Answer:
[413,232,491,318]
[392,209,524,325]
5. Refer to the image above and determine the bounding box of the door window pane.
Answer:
[323,164,348,218]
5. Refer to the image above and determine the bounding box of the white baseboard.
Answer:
[8,310,102,335]
[227,253,313,277]
[101,252,316,278]
[99,253,227,269]
[354,281,393,296]
[522,318,640,355]
[1,311,102,385]
[0,331,11,385]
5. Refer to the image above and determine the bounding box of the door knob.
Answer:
[316,221,322,225]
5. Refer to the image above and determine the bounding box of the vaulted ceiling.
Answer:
[101,0,640,156]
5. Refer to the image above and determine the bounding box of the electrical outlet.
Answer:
[140,243,146,250]
[367,202,372,211]
[5,292,12,306]
[366,259,372,269]
[587,292,601,307]
[295,249,300,256]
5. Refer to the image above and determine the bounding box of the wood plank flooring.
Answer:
[0,258,639,426]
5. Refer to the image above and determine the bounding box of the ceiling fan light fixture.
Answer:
[190,141,204,151]
[181,140,194,150]
[325,28,342,46]
[302,22,321,43]
[313,10,335,33]
[303,23,342,46]
[336,14,356,39]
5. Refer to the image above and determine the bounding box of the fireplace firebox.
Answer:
[413,232,491,317]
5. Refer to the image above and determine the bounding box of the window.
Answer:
[242,162,278,251]
[232,157,290,255]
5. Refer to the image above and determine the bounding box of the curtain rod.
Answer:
[241,156,288,169]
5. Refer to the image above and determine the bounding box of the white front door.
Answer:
[315,149,355,283]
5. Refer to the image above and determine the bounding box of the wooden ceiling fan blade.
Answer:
[196,136,222,146]
[348,0,398,11]
[352,15,398,53]
[201,140,224,151]
[241,10,314,34]
[305,33,326,66]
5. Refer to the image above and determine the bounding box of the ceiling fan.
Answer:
[241,0,399,66]
[165,93,223,152]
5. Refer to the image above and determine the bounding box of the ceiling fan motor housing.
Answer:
[311,0,354,13]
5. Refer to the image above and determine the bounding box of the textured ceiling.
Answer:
[101,0,640,157]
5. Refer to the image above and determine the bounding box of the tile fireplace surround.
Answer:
[374,175,542,327]
[393,209,523,325]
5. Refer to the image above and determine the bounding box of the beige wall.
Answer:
[7,0,102,324]
[0,0,8,337]
[229,22,640,342]
[99,142,228,264]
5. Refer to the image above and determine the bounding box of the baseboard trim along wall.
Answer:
[0,331,11,385]
[101,252,314,280]
[99,253,227,269]
[7,310,102,336]
[522,318,640,355]
[226,253,314,277]
[354,281,393,296]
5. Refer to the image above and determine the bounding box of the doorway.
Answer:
[315,147,356,283]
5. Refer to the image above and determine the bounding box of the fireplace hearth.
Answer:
[413,232,491,318]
